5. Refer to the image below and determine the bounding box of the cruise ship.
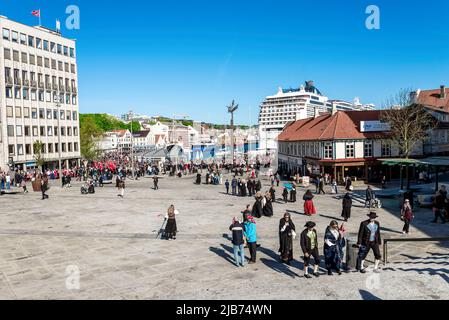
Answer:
[258,81,375,151]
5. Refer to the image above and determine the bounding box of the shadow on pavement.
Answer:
[359,290,382,300]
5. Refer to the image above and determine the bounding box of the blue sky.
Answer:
[1,0,448,125]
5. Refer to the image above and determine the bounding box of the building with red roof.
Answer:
[277,110,423,183]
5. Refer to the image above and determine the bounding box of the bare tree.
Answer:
[380,88,437,159]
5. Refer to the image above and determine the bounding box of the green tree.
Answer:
[80,117,103,161]
[33,140,45,172]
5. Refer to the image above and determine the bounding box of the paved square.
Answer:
[0,173,448,300]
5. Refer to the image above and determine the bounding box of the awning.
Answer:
[380,157,449,167]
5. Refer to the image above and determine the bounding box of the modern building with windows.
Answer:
[0,16,80,170]
[258,81,375,152]
[277,110,423,183]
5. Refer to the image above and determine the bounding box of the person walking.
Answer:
[244,215,257,264]
[241,204,251,222]
[163,205,179,240]
[225,179,230,194]
[303,190,317,216]
[251,192,264,218]
[290,183,297,203]
[300,221,320,278]
[432,191,446,224]
[153,176,159,190]
[401,199,414,235]
[231,177,237,195]
[263,192,274,217]
[117,177,125,198]
[341,192,353,222]
[356,212,382,273]
[282,187,289,203]
[229,217,246,267]
[318,177,326,194]
[20,178,28,194]
[279,212,296,265]
[324,221,346,275]
[41,174,49,200]
[365,186,374,208]
[345,176,352,191]
[269,185,276,203]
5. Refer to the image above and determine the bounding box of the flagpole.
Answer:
[39,9,41,26]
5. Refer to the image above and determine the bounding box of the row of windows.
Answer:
[2,28,75,58]
[5,67,77,88]
[3,48,76,74]
[280,141,392,159]
[6,125,79,137]
[5,87,77,105]
[8,142,79,156]
[5,106,78,121]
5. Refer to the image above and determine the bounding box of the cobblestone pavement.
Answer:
[0,174,448,300]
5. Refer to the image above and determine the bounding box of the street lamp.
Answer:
[227,100,239,165]
[129,110,135,179]
[54,94,62,185]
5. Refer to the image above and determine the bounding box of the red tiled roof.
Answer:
[418,88,449,112]
[277,111,387,142]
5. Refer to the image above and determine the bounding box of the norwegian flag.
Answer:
[31,10,40,17]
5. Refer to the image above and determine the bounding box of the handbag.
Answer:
[291,230,297,240]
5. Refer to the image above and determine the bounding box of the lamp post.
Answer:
[129,110,135,179]
[227,100,239,166]
[55,95,62,185]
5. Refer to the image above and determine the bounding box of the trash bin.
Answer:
[345,237,359,270]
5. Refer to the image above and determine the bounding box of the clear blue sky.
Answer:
[1,0,448,125]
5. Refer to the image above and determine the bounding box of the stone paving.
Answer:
[0,173,448,300]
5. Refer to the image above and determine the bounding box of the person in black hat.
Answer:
[356,212,382,273]
[300,221,320,278]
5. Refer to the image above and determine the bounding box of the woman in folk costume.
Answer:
[263,191,274,217]
[278,212,296,265]
[163,205,180,240]
[251,191,264,218]
[323,221,346,276]
[341,192,353,222]
[303,189,317,216]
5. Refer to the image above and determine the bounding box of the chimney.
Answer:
[441,85,446,99]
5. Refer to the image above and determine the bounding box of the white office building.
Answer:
[0,16,80,170]
[258,81,375,151]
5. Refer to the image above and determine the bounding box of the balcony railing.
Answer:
[52,83,58,91]
[23,79,30,87]
[31,80,37,88]
[14,78,22,86]
[59,85,65,92]
[38,82,44,89]
[46,82,52,90]
[6,77,13,85]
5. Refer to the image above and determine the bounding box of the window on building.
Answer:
[8,145,14,155]
[72,95,77,105]
[23,107,30,118]
[24,126,30,136]
[13,50,20,62]
[50,42,56,52]
[73,111,78,121]
[38,91,44,101]
[67,127,72,136]
[21,52,28,63]
[74,142,78,152]
[47,126,53,136]
[28,35,35,47]
[68,143,72,152]
[37,56,43,66]
[324,143,333,159]
[11,31,18,43]
[2,28,10,40]
[31,90,37,101]
[70,48,75,58]
[55,143,59,153]
[364,141,373,158]
[48,143,53,153]
[57,44,62,54]
[7,125,14,137]
[16,125,22,137]
[20,33,26,45]
[43,40,49,51]
[15,106,21,118]
[31,108,37,119]
[63,46,68,56]
[23,88,29,100]
[74,127,78,136]
[14,87,21,99]
[61,127,66,136]
[71,64,76,74]
[4,48,11,60]
[36,38,42,49]
[47,109,52,119]
[6,87,12,98]
[17,144,24,155]
[345,143,355,158]
[25,144,31,155]
[39,108,45,119]
[30,54,36,65]
[40,126,46,137]
[6,106,13,117]
[62,143,66,152]
[32,126,38,136]
[381,143,391,157]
